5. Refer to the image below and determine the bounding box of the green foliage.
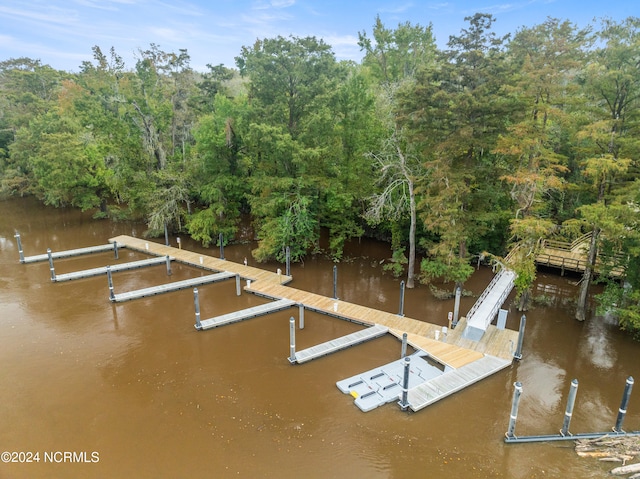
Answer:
[1,16,640,336]
[419,256,475,285]
[383,247,407,278]
[252,195,318,263]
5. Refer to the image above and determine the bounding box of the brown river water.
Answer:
[0,196,638,478]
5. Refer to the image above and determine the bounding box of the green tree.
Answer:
[10,110,110,210]
[360,17,438,287]
[570,17,640,321]
[0,58,65,195]
[494,18,591,309]
[236,35,346,261]
[187,94,247,246]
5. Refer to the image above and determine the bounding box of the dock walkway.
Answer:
[293,325,389,364]
[108,235,521,412]
[111,272,236,303]
[54,256,169,282]
[198,298,296,330]
[22,243,120,264]
[407,354,511,411]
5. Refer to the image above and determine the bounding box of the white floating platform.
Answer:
[54,257,170,282]
[22,243,121,264]
[337,352,450,412]
[111,272,236,303]
[198,298,296,330]
[292,324,388,364]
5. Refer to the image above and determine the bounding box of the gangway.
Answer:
[463,268,515,341]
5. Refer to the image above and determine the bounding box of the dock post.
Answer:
[333,265,338,300]
[289,317,296,363]
[401,332,408,358]
[165,255,172,276]
[514,315,526,360]
[107,266,115,301]
[560,379,579,436]
[613,376,634,433]
[194,288,202,330]
[47,248,56,281]
[113,241,119,259]
[164,223,169,246]
[15,233,25,263]
[506,381,523,439]
[299,304,305,329]
[399,356,411,411]
[235,274,241,296]
[219,233,224,260]
[286,246,291,277]
[453,286,461,327]
[398,280,405,317]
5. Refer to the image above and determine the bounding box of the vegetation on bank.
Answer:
[0,14,639,335]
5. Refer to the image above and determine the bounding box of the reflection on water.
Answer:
[0,196,638,479]
[581,315,617,370]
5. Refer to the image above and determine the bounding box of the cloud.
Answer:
[379,3,414,14]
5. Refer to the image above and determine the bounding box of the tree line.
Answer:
[1,14,639,335]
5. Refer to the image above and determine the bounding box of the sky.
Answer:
[0,0,637,72]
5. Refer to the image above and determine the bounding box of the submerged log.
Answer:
[611,463,640,475]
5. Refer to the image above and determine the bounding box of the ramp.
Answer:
[198,298,296,330]
[463,269,515,340]
[293,325,388,364]
[111,272,236,302]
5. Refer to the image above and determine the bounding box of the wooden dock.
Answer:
[108,236,519,368]
[292,325,389,364]
[198,298,296,330]
[21,243,121,264]
[111,272,237,303]
[53,256,170,282]
[108,235,521,412]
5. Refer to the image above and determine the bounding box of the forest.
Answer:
[0,14,639,336]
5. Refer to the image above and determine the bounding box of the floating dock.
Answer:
[198,298,296,330]
[407,354,510,411]
[21,243,121,264]
[111,272,236,303]
[337,352,450,412]
[53,256,170,282]
[107,235,522,412]
[336,349,510,412]
[292,324,389,364]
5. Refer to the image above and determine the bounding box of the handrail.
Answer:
[466,269,515,328]
[541,232,592,252]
